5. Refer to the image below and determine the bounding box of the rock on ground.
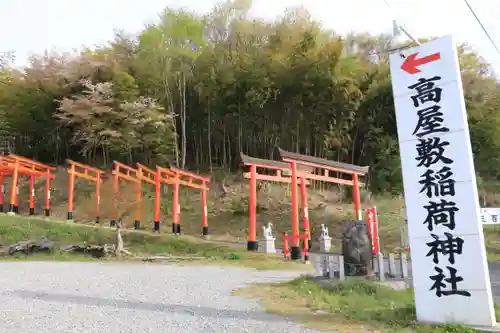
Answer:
[0,262,336,333]
[341,220,372,276]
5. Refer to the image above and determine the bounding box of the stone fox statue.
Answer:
[262,222,274,240]
[320,224,329,238]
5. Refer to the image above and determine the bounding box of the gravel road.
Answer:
[0,262,333,333]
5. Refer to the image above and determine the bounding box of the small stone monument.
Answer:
[342,220,372,276]
[261,222,276,254]
[318,224,332,252]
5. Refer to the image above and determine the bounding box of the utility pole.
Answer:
[393,20,421,45]
[382,0,420,45]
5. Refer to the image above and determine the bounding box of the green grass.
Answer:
[17,170,500,263]
[235,277,497,333]
[0,214,312,271]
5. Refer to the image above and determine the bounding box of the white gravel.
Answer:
[0,262,336,333]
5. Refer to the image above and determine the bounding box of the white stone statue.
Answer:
[319,224,332,252]
[262,222,274,240]
[261,222,276,254]
[320,224,329,238]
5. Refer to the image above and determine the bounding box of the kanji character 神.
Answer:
[426,232,464,264]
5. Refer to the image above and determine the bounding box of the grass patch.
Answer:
[18,172,500,263]
[235,277,495,333]
[0,214,311,271]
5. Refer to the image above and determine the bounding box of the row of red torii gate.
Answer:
[0,148,374,262]
[240,148,370,260]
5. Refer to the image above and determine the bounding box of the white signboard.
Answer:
[481,208,500,225]
[390,35,496,327]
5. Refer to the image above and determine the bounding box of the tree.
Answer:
[137,8,205,168]
[0,3,499,197]
[57,80,176,165]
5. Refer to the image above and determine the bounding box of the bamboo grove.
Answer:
[1,0,500,195]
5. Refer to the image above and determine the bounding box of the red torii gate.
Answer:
[157,166,210,236]
[240,153,313,252]
[277,148,369,260]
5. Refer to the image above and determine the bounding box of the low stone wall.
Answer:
[310,252,410,282]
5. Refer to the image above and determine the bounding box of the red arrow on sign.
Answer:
[401,52,441,74]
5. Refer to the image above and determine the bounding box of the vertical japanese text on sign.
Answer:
[409,74,468,297]
[391,35,496,327]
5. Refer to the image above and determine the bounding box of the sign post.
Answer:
[480,208,500,225]
[390,35,496,327]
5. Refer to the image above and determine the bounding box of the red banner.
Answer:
[366,207,379,255]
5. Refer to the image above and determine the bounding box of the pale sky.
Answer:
[1,0,500,72]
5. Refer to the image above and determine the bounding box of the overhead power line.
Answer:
[463,0,500,56]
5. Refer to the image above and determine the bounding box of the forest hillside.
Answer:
[1,1,500,252]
